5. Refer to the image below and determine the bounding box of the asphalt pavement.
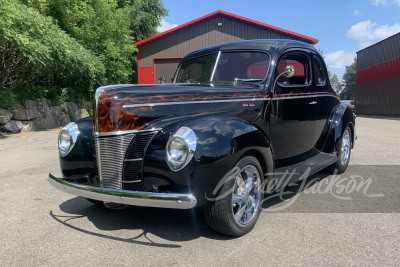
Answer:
[0,115,399,266]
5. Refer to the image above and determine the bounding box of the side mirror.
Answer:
[272,65,296,94]
[283,65,295,78]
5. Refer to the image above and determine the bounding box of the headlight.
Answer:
[166,127,196,171]
[58,122,79,157]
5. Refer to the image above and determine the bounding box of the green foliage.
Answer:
[124,0,168,42]
[1,0,167,109]
[0,0,105,108]
[340,57,357,100]
[329,73,343,93]
[44,0,137,84]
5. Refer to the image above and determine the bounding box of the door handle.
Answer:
[307,101,317,105]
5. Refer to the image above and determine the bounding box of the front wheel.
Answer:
[204,155,264,236]
[327,126,352,174]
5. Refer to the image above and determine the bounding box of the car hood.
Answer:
[94,83,268,135]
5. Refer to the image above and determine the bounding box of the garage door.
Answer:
[154,58,182,83]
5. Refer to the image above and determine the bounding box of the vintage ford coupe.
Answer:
[49,40,355,236]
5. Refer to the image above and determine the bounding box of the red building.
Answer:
[356,32,400,116]
[133,10,318,84]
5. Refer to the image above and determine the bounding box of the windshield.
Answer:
[175,51,270,83]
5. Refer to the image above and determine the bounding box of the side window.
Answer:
[312,55,326,86]
[275,52,311,94]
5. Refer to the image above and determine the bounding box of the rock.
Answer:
[66,102,79,121]
[21,121,33,132]
[12,108,41,121]
[74,108,90,121]
[66,102,79,113]
[0,120,23,133]
[0,108,13,124]
[24,100,37,109]
[0,132,4,139]
[60,103,69,114]
[44,108,57,129]
[35,98,49,114]
[80,100,93,111]
[50,106,63,127]
[59,114,71,127]
[32,118,48,131]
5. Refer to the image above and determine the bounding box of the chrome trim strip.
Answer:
[210,51,221,81]
[122,180,142,183]
[123,98,265,109]
[272,94,339,101]
[95,128,161,137]
[122,94,339,109]
[48,174,197,209]
[124,158,143,162]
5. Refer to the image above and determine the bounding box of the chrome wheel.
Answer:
[232,165,261,226]
[340,130,351,166]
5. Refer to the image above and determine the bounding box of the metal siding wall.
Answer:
[357,33,400,70]
[138,14,303,67]
[357,57,400,84]
[356,75,400,116]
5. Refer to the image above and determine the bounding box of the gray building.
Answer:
[356,32,400,116]
[134,10,318,84]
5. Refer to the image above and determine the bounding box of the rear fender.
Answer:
[318,104,356,154]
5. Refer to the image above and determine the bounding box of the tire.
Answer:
[327,125,352,174]
[204,155,264,237]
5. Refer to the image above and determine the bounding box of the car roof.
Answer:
[184,39,317,59]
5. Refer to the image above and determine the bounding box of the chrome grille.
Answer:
[95,134,135,189]
[122,131,157,191]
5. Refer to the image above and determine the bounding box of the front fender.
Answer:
[143,116,274,206]
[58,117,96,182]
[318,104,356,154]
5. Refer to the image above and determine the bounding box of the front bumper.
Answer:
[48,174,197,209]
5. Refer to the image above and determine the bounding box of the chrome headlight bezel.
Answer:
[166,127,197,171]
[58,122,80,157]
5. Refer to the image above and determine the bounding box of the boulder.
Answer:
[12,108,41,121]
[32,118,48,131]
[74,108,90,121]
[0,108,13,124]
[0,132,4,139]
[50,106,63,127]
[35,98,49,114]
[21,121,33,132]
[60,103,69,114]
[80,100,93,111]
[24,100,37,109]
[0,120,23,133]
[59,113,71,127]
[44,108,57,129]
[66,102,79,121]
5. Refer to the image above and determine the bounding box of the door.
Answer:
[311,53,340,146]
[154,58,182,83]
[269,51,316,165]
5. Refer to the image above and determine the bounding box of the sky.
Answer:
[157,0,400,80]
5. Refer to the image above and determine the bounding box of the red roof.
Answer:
[133,10,318,46]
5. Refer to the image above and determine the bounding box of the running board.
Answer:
[274,152,337,185]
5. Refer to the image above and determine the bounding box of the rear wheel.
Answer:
[327,125,352,174]
[204,155,264,236]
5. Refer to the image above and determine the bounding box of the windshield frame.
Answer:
[173,49,271,85]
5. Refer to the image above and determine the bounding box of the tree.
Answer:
[123,0,168,42]
[22,0,167,85]
[42,0,136,84]
[0,0,105,109]
[340,57,357,100]
[329,73,343,94]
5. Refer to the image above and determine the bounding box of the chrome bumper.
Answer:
[48,174,197,209]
